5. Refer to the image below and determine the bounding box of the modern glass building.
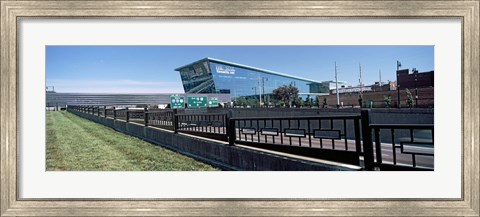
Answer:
[175,57,329,99]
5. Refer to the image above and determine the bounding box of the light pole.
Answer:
[396,61,402,108]
[414,69,418,107]
[335,62,340,108]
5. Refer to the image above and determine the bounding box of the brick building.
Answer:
[397,69,434,90]
[320,86,434,108]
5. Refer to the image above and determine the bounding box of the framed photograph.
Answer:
[1,0,478,216]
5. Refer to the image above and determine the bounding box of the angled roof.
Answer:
[175,57,322,84]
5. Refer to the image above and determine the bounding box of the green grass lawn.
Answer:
[46,111,219,171]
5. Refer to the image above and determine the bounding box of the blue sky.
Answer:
[46,46,434,93]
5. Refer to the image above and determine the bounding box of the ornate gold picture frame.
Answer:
[1,1,478,216]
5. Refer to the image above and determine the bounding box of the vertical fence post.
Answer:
[361,109,375,171]
[113,107,116,120]
[97,106,100,116]
[144,107,149,126]
[225,110,230,136]
[173,109,178,134]
[104,106,107,118]
[126,107,130,122]
[227,109,235,146]
[354,117,362,155]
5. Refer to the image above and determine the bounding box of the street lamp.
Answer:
[396,61,402,108]
[414,69,418,107]
[335,62,340,109]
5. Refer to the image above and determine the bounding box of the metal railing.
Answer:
[146,109,175,130]
[369,124,434,171]
[115,109,128,121]
[175,113,229,141]
[229,115,362,165]
[66,105,434,171]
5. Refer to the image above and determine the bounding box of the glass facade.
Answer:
[176,58,328,98]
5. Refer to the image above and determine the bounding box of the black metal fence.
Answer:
[176,113,229,141]
[146,109,175,130]
[370,124,434,171]
[66,105,434,171]
[229,115,362,165]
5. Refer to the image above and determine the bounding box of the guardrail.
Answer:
[66,105,434,171]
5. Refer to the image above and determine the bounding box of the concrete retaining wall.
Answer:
[68,110,360,171]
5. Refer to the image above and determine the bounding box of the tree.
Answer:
[405,88,414,108]
[294,97,304,108]
[358,94,364,108]
[234,96,247,107]
[272,84,299,107]
[246,98,259,107]
[304,95,313,107]
[322,97,328,108]
[384,95,392,108]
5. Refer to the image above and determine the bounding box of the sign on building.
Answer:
[187,96,207,108]
[170,94,185,109]
[208,97,219,107]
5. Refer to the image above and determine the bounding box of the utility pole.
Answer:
[359,63,363,94]
[396,60,402,108]
[379,69,382,86]
[358,63,364,108]
[335,62,340,108]
[413,68,418,107]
